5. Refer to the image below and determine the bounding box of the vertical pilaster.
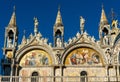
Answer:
[51,66,55,82]
[60,65,63,82]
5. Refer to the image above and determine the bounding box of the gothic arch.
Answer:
[61,43,107,65]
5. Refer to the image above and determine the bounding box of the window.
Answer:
[80,71,87,82]
[31,72,39,82]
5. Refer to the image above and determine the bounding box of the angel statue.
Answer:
[80,16,85,34]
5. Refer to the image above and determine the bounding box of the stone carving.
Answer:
[80,16,85,34]
[34,17,39,28]
[73,37,76,42]
[44,38,48,44]
[91,36,95,42]
[49,43,52,47]
[76,32,80,38]
[112,20,118,28]
[103,34,109,45]
[64,42,68,47]
[56,38,62,47]
[105,49,113,64]
[68,38,72,44]
[8,38,13,48]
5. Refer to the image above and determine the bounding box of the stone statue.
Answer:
[80,16,85,34]
[112,20,118,28]
[34,17,39,35]
[34,17,39,28]
[106,49,112,64]
[8,38,12,47]
[76,32,80,38]
[103,33,110,45]
[56,38,62,47]
[68,38,72,44]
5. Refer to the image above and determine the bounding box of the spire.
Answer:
[55,6,63,26]
[100,5,108,25]
[111,8,114,21]
[110,8,117,21]
[21,30,26,44]
[8,6,16,26]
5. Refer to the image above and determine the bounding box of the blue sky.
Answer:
[0,0,120,71]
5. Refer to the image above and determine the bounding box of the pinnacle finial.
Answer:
[102,4,104,9]
[55,6,63,26]
[22,30,27,44]
[8,6,17,26]
[34,17,39,28]
[13,6,16,12]
[100,5,108,25]
[58,5,60,11]
[111,8,114,20]
[110,8,116,21]
[23,30,26,35]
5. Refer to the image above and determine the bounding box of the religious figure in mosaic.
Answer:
[42,55,48,65]
[69,49,100,65]
[92,53,100,64]
[70,54,77,65]
[29,52,36,66]
[21,50,50,66]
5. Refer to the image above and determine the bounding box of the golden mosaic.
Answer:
[65,48,103,65]
[20,50,52,66]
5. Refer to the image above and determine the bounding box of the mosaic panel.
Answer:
[20,50,52,66]
[65,48,102,65]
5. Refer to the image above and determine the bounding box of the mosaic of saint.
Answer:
[20,50,52,66]
[65,48,102,65]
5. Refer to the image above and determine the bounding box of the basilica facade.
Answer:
[1,6,120,82]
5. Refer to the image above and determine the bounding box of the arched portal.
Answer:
[80,71,87,82]
[31,72,39,82]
